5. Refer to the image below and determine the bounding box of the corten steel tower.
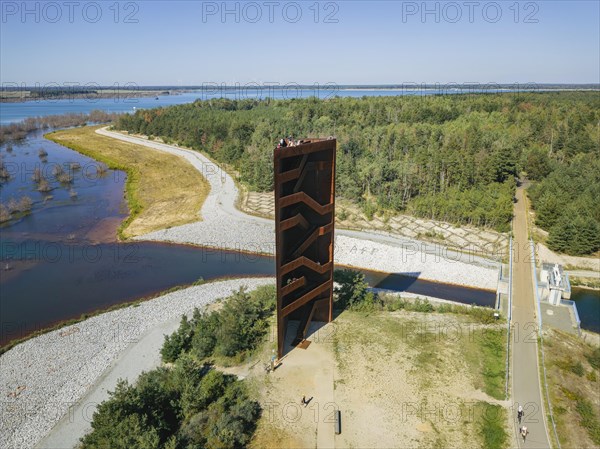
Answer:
[274,138,336,359]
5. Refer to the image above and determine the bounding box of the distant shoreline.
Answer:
[2,84,598,103]
[0,90,184,103]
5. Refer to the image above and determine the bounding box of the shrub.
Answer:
[96,162,108,175]
[0,204,10,222]
[362,200,376,221]
[161,315,193,363]
[7,197,18,213]
[586,370,597,382]
[52,164,64,177]
[162,285,276,363]
[38,178,51,192]
[32,168,42,182]
[18,196,33,212]
[587,347,600,370]
[571,360,585,377]
[0,161,10,180]
[576,398,600,445]
[334,269,379,311]
[383,296,407,311]
[81,358,261,449]
[410,298,434,313]
[56,172,73,184]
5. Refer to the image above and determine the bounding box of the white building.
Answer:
[539,263,571,305]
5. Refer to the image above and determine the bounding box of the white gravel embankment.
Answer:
[96,128,499,290]
[0,278,274,449]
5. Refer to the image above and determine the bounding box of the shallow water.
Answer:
[0,129,127,241]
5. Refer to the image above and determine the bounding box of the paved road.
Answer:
[511,186,551,449]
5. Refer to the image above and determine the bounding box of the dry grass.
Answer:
[331,311,508,449]
[543,329,600,449]
[247,310,509,449]
[47,125,209,238]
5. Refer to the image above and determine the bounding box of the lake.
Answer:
[0,87,522,124]
[1,91,596,347]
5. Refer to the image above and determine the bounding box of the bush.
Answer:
[32,168,42,182]
[576,398,600,445]
[18,196,33,212]
[410,298,434,313]
[56,172,73,184]
[0,204,10,222]
[161,315,193,363]
[586,347,600,370]
[571,360,585,377]
[334,269,379,311]
[81,357,261,449]
[0,161,10,180]
[97,162,108,175]
[38,178,51,192]
[162,285,276,364]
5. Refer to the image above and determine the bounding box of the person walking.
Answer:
[517,405,524,424]
[301,395,307,407]
[520,425,529,443]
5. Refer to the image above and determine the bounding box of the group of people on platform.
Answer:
[276,136,301,149]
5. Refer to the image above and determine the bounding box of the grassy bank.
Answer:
[569,276,600,290]
[543,329,600,448]
[46,125,209,239]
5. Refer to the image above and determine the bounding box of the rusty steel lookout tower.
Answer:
[274,138,336,359]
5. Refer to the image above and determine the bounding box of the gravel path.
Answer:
[1,278,274,449]
[96,128,499,290]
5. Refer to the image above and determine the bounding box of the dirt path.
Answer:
[511,186,551,448]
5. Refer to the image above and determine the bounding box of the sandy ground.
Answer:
[536,241,600,272]
[251,312,510,449]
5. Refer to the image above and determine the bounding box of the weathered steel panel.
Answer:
[274,138,336,358]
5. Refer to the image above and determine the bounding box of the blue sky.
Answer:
[1,1,599,85]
